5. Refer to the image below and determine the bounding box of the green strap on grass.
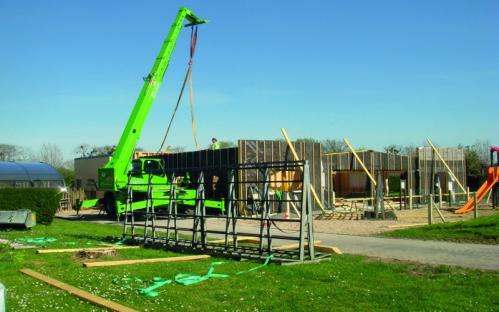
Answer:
[235,255,273,275]
[112,255,273,297]
[175,261,229,286]
[138,278,172,297]
[16,237,57,245]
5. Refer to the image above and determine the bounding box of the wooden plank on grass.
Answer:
[313,245,342,255]
[37,246,140,254]
[19,268,138,312]
[83,254,210,268]
[273,240,322,251]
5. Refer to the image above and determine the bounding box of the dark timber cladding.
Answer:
[238,140,322,210]
[158,140,323,210]
[160,148,238,200]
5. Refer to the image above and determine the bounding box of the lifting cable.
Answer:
[158,26,200,152]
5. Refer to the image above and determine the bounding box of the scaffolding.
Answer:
[122,160,330,264]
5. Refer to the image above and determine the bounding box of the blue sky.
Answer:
[0,0,497,159]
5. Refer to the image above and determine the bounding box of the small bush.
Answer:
[0,188,61,224]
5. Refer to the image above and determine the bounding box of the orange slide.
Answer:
[454,167,499,214]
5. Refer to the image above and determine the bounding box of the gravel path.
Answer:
[58,209,499,271]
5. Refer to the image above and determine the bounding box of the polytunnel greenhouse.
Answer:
[0,161,65,189]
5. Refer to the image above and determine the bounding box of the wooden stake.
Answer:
[19,269,138,312]
[409,189,413,210]
[428,194,433,225]
[343,138,377,186]
[37,246,140,254]
[473,191,478,219]
[280,128,327,213]
[432,200,446,223]
[426,139,466,193]
[83,254,210,268]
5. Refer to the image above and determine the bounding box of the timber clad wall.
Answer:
[160,148,238,200]
[416,147,466,195]
[238,140,322,209]
[73,142,466,211]
[322,148,466,204]
[322,151,412,201]
[324,151,410,171]
[158,140,323,210]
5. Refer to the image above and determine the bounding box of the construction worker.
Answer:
[211,137,220,150]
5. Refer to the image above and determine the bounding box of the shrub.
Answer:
[0,188,61,224]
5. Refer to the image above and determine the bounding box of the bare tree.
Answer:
[470,139,491,165]
[322,139,347,153]
[384,144,403,155]
[38,143,64,168]
[74,144,116,157]
[0,144,33,161]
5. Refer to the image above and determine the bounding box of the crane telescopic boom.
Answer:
[98,7,207,191]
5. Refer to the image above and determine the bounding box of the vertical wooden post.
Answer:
[473,191,478,219]
[438,186,443,210]
[428,194,433,225]
[409,189,413,210]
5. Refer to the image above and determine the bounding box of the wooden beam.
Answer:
[313,245,342,255]
[343,138,377,186]
[19,269,138,312]
[241,239,341,255]
[37,246,140,254]
[432,200,447,223]
[83,254,210,268]
[426,138,466,193]
[209,236,254,244]
[273,240,322,251]
[280,128,328,213]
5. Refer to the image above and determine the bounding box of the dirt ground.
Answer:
[57,204,499,237]
[310,204,499,235]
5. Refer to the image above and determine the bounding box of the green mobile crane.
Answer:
[82,7,224,216]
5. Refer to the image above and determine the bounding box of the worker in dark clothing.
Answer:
[211,137,220,150]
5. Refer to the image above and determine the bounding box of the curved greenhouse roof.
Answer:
[0,161,64,188]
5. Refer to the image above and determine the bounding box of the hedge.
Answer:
[0,188,62,224]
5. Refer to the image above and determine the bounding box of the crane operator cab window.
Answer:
[131,158,163,176]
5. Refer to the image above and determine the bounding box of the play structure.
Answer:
[454,146,499,214]
[81,8,224,216]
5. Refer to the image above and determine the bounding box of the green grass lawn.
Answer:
[1,219,498,311]
[383,213,499,244]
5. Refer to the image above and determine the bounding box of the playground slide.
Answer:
[454,167,499,214]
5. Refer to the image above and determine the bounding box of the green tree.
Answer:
[57,167,75,186]
[461,147,487,182]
